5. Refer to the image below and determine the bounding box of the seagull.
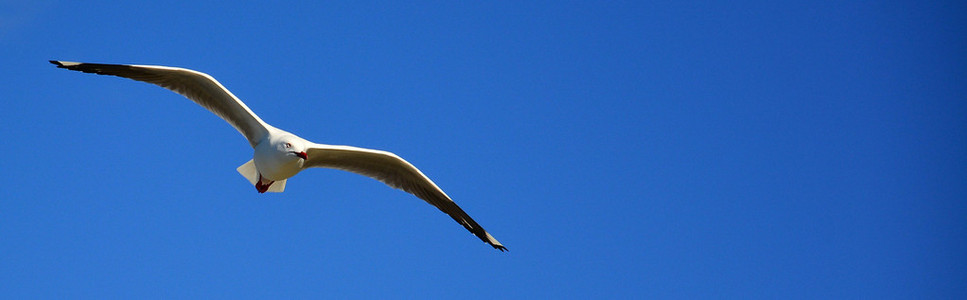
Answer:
[50,60,507,251]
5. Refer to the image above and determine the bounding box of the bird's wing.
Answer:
[304,144,507,251]
[50,61,270,148]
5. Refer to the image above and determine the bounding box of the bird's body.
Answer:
[253,130,307,183]
[51,60,506,251]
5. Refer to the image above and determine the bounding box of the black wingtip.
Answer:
[495,245,508,252]
[49,60,86,70]
[49,60,78,69]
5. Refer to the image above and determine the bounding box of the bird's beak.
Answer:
[297,151,308,160]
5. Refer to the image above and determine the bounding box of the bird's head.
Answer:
[278,138,308,160]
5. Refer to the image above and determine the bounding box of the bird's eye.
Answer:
[284,143,292,148]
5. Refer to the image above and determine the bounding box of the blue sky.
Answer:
[1,1,965,298]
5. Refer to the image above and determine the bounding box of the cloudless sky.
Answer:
[1,1,965,298]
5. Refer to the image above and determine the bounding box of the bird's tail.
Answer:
[237,159,286,192]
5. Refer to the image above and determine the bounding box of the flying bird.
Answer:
[50,60,506,251]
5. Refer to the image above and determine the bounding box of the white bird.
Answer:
[50,60,506,251]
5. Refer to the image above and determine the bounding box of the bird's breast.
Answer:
[256,158,303,181]
[253,146,304,181]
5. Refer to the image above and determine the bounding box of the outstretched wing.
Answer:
[304,144,507,251]
[50,61,270,147]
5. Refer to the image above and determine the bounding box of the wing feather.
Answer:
[50,60,270,147]
[304,144,507,251]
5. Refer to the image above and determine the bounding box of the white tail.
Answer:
[236,159,286,192]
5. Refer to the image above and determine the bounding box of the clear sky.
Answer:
[1,1,964,298]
